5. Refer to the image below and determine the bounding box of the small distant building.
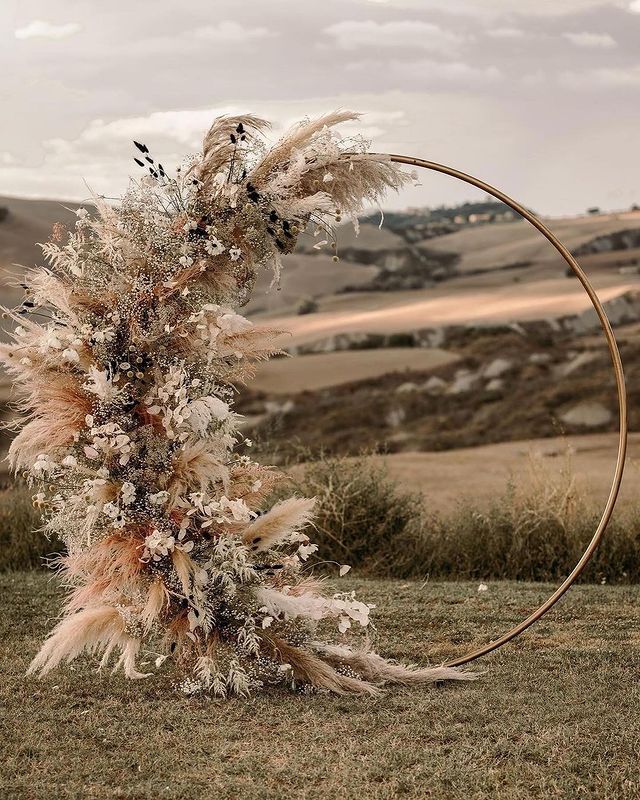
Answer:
[468,212,492,224]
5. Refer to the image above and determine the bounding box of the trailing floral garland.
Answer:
[2,111,473,695]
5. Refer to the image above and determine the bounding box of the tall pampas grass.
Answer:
[169,440,230,499]
[8,377,93,469]
[249,111,358,186]
[27,605,149,679]
[312,643,476,687]
[260,633,380,695]
[193,114,271,192]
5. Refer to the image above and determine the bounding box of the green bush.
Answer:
[283,454,640,583]
[387,333,415,348]
[0,483,63,570]
[296,296,319,315]
[283,455,425,573]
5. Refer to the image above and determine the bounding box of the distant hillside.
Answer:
[0,195,79,307]
[2,195,640,316]
[424,211,640,274]
[0,195,79,267]
[360,199,519,242]
[245,253,378,316]
[2,195,640,473]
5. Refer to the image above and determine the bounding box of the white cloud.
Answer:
[562,31,617,48]
[324,20,465,53]
[347,58,502,86]
[0,107,245,201]
[332,110,409,140]
[630,0,640,12]
[59,108,239,154]
[2,89,639,217]
[401,59,502,84]
[47,106,409,157]
[14,20,81,40]
[355,0,630,14]
[521,70,545,87]
[486,28,526,39]
[0,101,410,200]
[560,65,640,88]
[193,21,274,43]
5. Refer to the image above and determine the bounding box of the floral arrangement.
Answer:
[2,111,472,696]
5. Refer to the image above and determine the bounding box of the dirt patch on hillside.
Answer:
[239,328,639,461]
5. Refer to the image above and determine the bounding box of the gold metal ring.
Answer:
[381,154,628,666]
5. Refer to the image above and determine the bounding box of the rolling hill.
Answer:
[0,195,79,308]
[421,211,640,274]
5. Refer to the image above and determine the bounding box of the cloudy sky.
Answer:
[2,0,640,215]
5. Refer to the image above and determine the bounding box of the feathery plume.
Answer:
[241,497,316,551]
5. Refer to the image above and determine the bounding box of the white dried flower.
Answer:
[204,237,225,256]
[62,348,80,363]
[149,490,170,506]
[141,530,176,562]
[120,482,136,505]
[297,542,319,561]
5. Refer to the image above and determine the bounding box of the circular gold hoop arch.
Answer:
[380,153,628,667]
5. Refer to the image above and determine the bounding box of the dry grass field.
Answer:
[258,276,639,349]
[252,347,459,394]
[280,432,638,515]
[3,572,640,799]
[3,158,640,800]
[424,211,640,273]
[372,431,639,514]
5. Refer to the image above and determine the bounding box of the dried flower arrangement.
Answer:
[1,111,473,696]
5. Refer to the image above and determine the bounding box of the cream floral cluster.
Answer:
[2,111,471,695]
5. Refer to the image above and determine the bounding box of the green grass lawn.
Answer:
[2,573,640,799]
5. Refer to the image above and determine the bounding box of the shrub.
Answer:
[296,297,319,315]
[387,333,415,348]
[0,482,63,570]
[283,454,425,573]
[410,457,593,581]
